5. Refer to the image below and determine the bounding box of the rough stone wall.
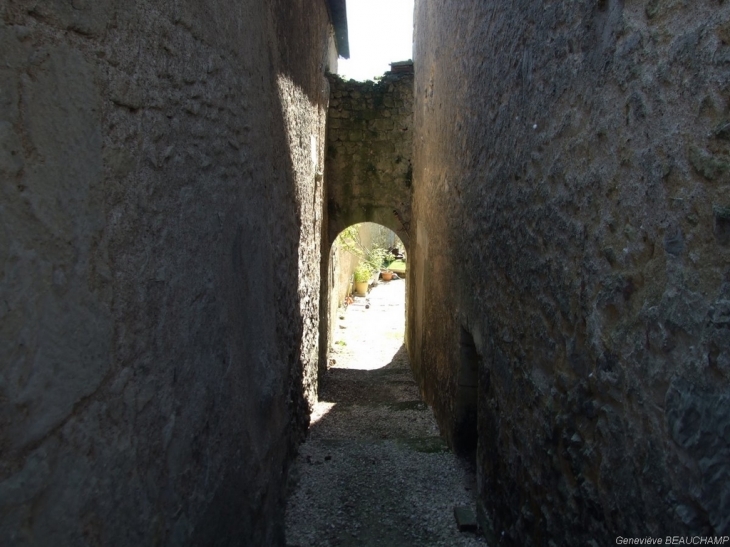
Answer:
[0,1,335,545]
[327,236,358,348]
[410,0,730,543]
[325,71,414,248]
[327,224,371,347]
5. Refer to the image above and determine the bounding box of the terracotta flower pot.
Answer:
[381,270,393,281]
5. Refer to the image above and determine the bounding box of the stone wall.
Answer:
[326,226,363,359]
[320,70,414,376]
[325,70,414,249]
[0,1,336,544]
[410,0,730,543]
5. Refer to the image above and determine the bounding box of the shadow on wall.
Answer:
[409,0,730,542]
[0,1,336,545]
[453,327,479,459]
[198,1,345,542]
[188,1,336,542]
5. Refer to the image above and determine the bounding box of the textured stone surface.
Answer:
[324,223,370,367]
[325,70,414,248]
[320,71,414,379]
[409,0,730,543]
[0,1,337,545]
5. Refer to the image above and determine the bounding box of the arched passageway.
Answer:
[320,223,407,375]
[319,66,414,377]
[288,224,484,546]
[323,67,414,251]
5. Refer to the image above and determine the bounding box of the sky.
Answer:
[337,0,415,81]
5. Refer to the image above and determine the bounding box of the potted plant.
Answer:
[353,264,371,296]
[380,269,393,281]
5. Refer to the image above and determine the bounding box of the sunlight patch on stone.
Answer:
[310,401,336,427]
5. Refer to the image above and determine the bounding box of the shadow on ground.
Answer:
[286,341,485,547]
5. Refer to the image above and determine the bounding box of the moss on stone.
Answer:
[689,146,730,181]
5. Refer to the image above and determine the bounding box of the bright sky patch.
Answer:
[338,0,414,81]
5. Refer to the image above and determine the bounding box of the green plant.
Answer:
[365,246,389,272]
[336,224,397,277]
[354,263,371,283]
[335,225,362,255]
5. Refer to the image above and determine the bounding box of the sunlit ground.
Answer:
[309,401,336,427]
[330,279,405,371]
[310,279,406,426]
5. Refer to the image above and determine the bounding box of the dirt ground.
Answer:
[285,279,487,547]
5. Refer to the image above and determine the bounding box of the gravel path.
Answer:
[286,279,487,547]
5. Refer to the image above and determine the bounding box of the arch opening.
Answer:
[453,326,480,459]
[319,222,407,375]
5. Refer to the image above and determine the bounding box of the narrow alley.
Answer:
[286,279,485,546]
[3,1,729,544]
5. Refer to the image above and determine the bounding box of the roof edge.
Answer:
[325,0,350,59]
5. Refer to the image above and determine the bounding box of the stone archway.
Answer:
[319,65,414,376]
[324,65,414,252]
